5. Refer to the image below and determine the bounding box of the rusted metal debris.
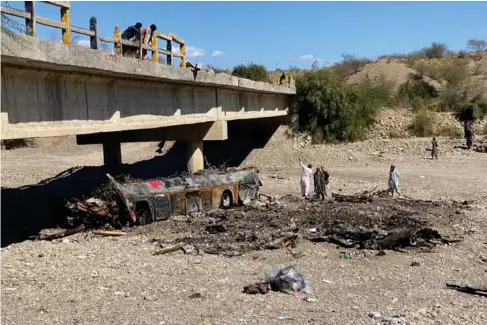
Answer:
[62,167,262,232]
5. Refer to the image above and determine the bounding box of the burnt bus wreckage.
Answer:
[107,168,262,225]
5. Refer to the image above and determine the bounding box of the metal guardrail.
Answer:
[1,1,186,68]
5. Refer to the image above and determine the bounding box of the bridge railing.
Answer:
[0,1,187,68]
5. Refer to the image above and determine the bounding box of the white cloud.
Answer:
[212,50,224,57]
[299,54,314,61]
[75,39,91,48]
[186,46,206,58]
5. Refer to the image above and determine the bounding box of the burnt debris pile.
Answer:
[173,192,464,255]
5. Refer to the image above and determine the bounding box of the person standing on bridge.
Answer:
[298,158,313,198]
[121,22,142,57]
[141,24,157,60]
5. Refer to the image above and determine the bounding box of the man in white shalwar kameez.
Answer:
[388,165,401,197]
[298,158,313,197]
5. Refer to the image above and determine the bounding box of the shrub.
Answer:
[1,138,34,150]
[437,125,462,138]
[294,69,393,142]
[420,42,448,59]
[232,63,269,82]
[439,85,465,111]
[409,109,434,137]
[437,63,469,85]
[453,99,487,123]
[396,80,439,106]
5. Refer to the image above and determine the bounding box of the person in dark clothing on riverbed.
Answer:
[314,167,328,200]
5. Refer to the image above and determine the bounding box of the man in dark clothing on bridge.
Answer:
[121,22,142,57]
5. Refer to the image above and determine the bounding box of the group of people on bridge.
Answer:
[121,22,157,59]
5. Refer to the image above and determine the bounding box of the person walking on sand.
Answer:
[431,137,439,160]
[298,158,313,198]
[388,165,401,197]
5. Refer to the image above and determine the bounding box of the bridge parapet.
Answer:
[1,1,188,68]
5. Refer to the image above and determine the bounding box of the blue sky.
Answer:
[4,1,487,70]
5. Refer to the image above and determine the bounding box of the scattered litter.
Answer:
[242,282,271,295]
[342,252,352,260]
[92,230,126,237]
[265,266,308,295]
[278,316,292,321]
[304,297,317,303]
[322,279,333,284]
[153,243,185,256]
[368,312,407,324]
[188,292,202,299]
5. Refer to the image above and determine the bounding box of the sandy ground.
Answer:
[1,132,487,325]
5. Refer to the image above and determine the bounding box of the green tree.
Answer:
[294,69,392,142]
[232,63,269,82]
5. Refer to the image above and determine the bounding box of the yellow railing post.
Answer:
[151,33,159,63]
[179,43,186,68]
[60,6,70,44]
[114,25,121,56]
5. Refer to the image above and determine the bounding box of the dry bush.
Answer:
[388,129,407,139]
[436,125,462,138]
[332,54,372,78]
[1,139,35,150]
[437,62,469,85]
[409,109,434,137]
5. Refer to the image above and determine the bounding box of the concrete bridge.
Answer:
[1,34,295,172]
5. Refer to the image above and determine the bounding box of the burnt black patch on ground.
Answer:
[144,193,464,255]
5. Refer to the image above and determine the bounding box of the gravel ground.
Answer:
[2,132,487,325]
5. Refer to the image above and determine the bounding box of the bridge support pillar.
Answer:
[103,139,122,174]
[187,140,204,174]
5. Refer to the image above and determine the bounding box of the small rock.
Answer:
[305,297,317,303]
[62,238,70,244]
[376,250,386,256]
[91,271,98,278]
[368,311,382,318]
[188,292,202,299]
[38,253,44,258]
[410,261,420,267]
[182,244,195,255]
